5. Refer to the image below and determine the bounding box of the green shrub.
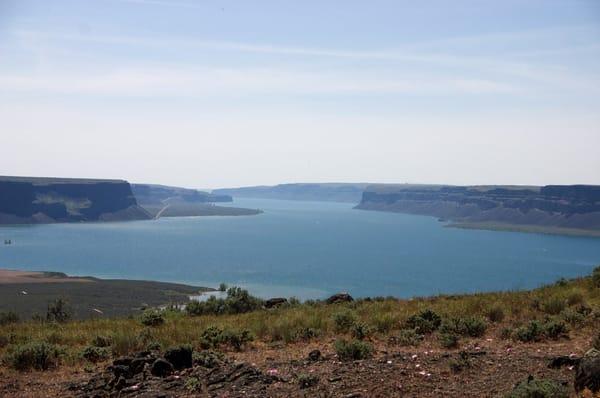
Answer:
[543,320,568,340]
[218,283,227,292]
[298,374,319,389]
[0,311,19,326]
[592,266,600,288]
[199,326,225,349]
[185,376,202,392]
[146,341,161,351]
[334,339,373,361]
[332,310,357,333]
[186,287,263,316]
[5,341,62,371]
[448,351,470,372]
[140,310,164,327]
[294,327,321,341]
[405,309,441,334]
[395,328,423,347]
[224,287,264,314]
[486,306,505,323]
[46,299,71,323]
[371,313,397,333]
[222,329,253,351]
[193,350,223,368]
[505,377,568,398]
[440,317,487,337]
[514,321,544,342]
[500,327,513,340]
[560,308,585,325]
[541,297,566,315]
[351,322,372,340]
[80,346,110,363]
[91,335,112,348]
[439,332,459,349]
[566,291,584,306]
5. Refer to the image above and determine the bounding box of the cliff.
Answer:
[213,183,369,203]
[356,184,600,234]
[0,176,150,224]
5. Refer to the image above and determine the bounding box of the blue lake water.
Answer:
[0,198,599,300]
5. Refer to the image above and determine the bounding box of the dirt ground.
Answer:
[1,327,596,397]
[0,269,91,284]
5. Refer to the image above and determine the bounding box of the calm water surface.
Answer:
[1,198,599,300]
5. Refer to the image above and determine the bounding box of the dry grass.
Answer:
[1,272,599,370]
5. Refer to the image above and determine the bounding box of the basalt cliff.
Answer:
[0,176,150,224]
[356,184,600,235]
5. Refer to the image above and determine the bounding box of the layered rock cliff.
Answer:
[356,184,600,233]
[0,176,150,224]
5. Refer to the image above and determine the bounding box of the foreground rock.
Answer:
[326,293,353,304]
[73,349,282,397]
[575,348,600,393]
[265,297,288,308]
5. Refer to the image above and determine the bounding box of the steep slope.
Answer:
[0,176,150,224]
[356,184,600,234]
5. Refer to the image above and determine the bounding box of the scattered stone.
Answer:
[575,348,600,393]
[326,293,354,304]
[151,358,174,378]
[265,297,288,308]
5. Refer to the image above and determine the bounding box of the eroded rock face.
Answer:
[575,348,600,393]
[326,293,354,304]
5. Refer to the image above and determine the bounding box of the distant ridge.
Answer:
[356,184,600,236]
[213,183,370,203]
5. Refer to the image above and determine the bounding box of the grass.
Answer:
[1,269,599,370]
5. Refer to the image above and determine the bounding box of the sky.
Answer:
[0,0,599,189]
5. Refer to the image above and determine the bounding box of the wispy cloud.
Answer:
[0,66,517,97]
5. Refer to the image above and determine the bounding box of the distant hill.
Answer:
[213,183,369,203]
[356,184,600,235]
[0,176,150,224]
[131,184,232,205]
[130,184,261,218]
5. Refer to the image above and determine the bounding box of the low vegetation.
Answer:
[0,268,599,379]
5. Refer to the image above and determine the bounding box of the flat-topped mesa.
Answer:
[356,184,600,232]
[0,175,151,224]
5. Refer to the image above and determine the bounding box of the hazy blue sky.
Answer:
[1,0,599,188]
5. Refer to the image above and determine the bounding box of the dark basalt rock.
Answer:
[265,298,288,308]
[164,346,193,370]
[151,358,174,378]
[308,349,322,361]
[326,293,354,304]
[575,348,600,392]
[548,355,580,369]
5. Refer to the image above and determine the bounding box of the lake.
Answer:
[0,198,599,300]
